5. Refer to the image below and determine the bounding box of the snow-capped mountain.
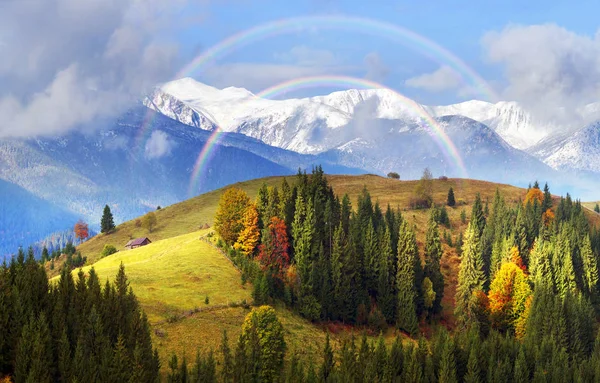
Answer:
[529,120,600,173]
[146,78,559,185]
[427,101,549,149]
[147,78,553,152]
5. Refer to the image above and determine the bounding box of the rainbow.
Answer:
[176,15,498,100]
[135,15,496,194]
[186,75,468,196]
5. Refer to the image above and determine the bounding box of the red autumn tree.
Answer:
[258,217,290,282]
[74,220,89,243]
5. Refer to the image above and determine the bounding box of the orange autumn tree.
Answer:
[234,203,260,256]
[488,261,532,333]
[542,208,555,227]
[74,220,89,243]
[524,187,544,206]
[214,188,250,245]
[258,217,290,282]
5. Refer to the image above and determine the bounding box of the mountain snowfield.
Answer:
[146,78,600,179]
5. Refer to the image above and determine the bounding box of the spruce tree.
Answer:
[424,212,444,316]
[396,220,419,336]
[101,204,116,234]
[438,333,458,383]
[220,331,233,383]
[455,222,486,329]
[447,187,456,207]
[364,220,379,295]
[378,226,396,322]
[320,332,334,381]
[471,194,486,237]
[580,235,599,302]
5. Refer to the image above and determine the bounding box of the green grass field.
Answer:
[58,230,251,323]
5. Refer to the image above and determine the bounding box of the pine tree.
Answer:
[543,183,553,212]
[580,235,599,302]
[464,344,481,383]
[101,204,116,234]
[447,187,456,207]
[455,222,486,329]
[396,220,419,335]
[220,331,233,383]
[471,194,486,237]
[378,225,396,323]
[424,212,444,316]
[438,333,458,383]
[364,220,379,295]
[513,347,529,382]
[320,332,334,381]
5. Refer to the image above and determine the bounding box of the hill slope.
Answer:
[61,174,600,372]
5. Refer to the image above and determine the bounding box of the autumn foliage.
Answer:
[234,203,260,256]
[214,188,250,245]
[542,208,555,227]
[524,187,544,206]
[258,217,290,281]
[488,261,532,333]
[74,220,89,242]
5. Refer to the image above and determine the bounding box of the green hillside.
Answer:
[48,174,600,375]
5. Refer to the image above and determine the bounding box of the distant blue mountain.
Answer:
[0,106,366,254]
[0,179,79,257]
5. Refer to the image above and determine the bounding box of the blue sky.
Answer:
[1,0,599,137]
[171,0,600,105]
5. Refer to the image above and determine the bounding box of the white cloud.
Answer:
[0,0,199,138]
[145,130,174,159]
[482,24,600,125]
[363,52,389,82]
[405,66,462,92]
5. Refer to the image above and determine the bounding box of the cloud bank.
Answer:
[482,24,600,125]
[0,0,195,138]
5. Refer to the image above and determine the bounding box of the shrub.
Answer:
[135,219,142,228]
[205,296,210,305]
[387,172,400,180]
[438,175,449,181]
[101,244,117,258]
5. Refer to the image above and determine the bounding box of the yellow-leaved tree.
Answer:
[234,203,260,256]
[488,261,532,333]
[214,188,250,245]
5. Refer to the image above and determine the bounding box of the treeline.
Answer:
[0,248,159,382]
[215,167,445,331]
[176,318,600,383]
[215,170,600,338]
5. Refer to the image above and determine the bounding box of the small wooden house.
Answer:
[124,237,151,249]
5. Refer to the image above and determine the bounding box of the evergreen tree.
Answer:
[320,332,334,382]
[424,212,445,316]
[396,220,419,335]
[378,225,396,323]
[220,331,233,383]
[447,187,456,207]
[471,194,486,237]
[455,222,486,329]
[101,204,116,234]
[438,333,458,383]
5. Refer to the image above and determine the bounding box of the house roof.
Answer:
[127,237,151,246]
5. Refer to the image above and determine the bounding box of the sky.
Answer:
[0,0,599,137]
